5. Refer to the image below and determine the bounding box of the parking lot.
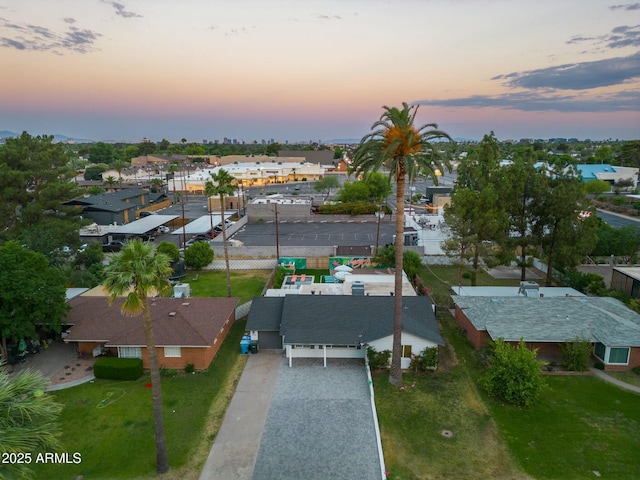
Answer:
[233,221,396,247]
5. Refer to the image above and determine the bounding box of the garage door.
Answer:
[258,331,282,350]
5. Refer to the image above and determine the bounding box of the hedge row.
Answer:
[318,202,392,216]
[94,357,143,380]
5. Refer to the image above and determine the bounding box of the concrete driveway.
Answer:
[200,356,385,480]
[251,358,383,480]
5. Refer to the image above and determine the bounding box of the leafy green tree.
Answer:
[206,168,236,297]
[88,142,115,164]
[156,241,180,263]
[535,160,598,285]
[0,132,82,241]
[482,338,546,407]
[184,241,214,270]
[75,242,104,269]
[102,240,173,474]
[619,140,640,168]
[0,242,68,363]
[447,132,507,285]
[351,102,453,386]
[500,149,546,280]
[594,145,612,165]
[402,250,423,282]
[84,164,108,181]
[0,366,63,479]
[313,175,340,201]
[338,181,370,203]
[362,171,392,202]
[584,179,611,194]
[138,140,156,155]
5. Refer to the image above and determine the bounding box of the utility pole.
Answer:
[274,202,280,261]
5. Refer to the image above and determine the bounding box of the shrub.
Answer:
[561,337,593,371]
[94,358,143,380]
[160,368,178,377]
[185,363,195,374]
[409,347,439,372]
[481,338,546,407]
[184,242,214,270]
[366,347,391,370]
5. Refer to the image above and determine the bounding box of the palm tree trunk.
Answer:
[208,196,214,239]
[389,174,405,387]
[220,196,232,297]
[142,300,169,474]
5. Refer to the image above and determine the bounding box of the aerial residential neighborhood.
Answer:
[2,1,640,478]
[2,128,640,479]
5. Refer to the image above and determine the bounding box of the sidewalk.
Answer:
[199,351,282,480]
[590,367,640,394]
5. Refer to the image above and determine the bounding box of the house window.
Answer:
[608,347,629,364]
[164,347,181,358]
[402,345,412,358]
[594,342,606,362]
[118,347,142,359]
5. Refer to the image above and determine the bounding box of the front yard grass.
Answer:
[376,302,640,479]
[487,375,640,479]
[32,319,249,480]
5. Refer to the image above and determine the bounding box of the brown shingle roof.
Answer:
[64,296,239,347]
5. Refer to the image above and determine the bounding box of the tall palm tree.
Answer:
[102,240,173,474]
[205,169,236,297]
[351,102,453,386]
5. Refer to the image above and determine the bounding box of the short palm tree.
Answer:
[351,102,454,386]
[0,365,62,479]
[102,240,173,474]
[206,168,236,297]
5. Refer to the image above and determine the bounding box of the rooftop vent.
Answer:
[168,312,176,317]
[181,302,190,306]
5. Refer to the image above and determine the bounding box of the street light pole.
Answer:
[375,205,385,251]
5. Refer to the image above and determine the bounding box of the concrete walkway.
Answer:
[199,351,282,480]
[590,368,640,394]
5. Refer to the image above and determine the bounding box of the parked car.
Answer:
[157,225,170,234]
[102,241,124,252]
[139,211,157,218]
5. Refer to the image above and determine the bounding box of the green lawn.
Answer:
[487,375,640,479]
[32,320,249,480]
[31,270,271,479]
[184,269,272,303]
[375,300,640,480]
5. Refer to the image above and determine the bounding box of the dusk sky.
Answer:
[1,0,639,143]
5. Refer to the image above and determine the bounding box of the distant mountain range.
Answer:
[0,130,95,143]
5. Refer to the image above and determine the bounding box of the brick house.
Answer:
[452,295,640,371]
[64,296,238,370]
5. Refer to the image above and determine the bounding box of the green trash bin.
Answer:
[249,340,258,354]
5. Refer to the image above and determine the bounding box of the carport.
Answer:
[110,215,178,237]
[171,214,233,236]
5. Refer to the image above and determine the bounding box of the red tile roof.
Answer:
[64,296,239,347]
